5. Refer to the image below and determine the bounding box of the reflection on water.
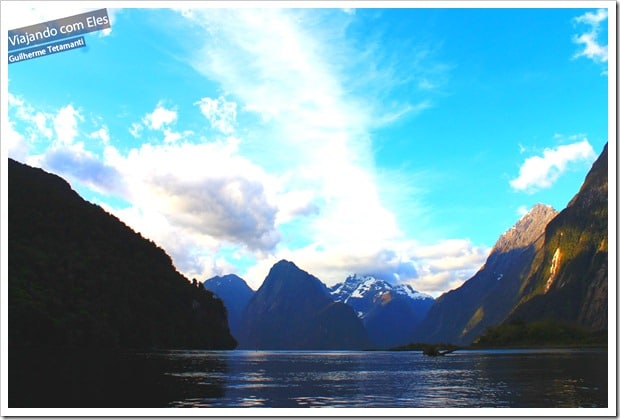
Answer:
[9,348,607,408]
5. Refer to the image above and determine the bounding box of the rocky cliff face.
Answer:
[412,204,558,345]
[507,143,608,330]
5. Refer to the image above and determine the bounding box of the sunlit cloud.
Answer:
[509,139,596,193]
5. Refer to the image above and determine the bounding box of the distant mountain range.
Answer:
[330,275,434,348]
[9,158,236,349]
[9,142,608,350]
[203,269,434,349]
[203,143,607,348]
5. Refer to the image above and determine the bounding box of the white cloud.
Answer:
[162,128,182,144]
[509,139,596,193]
[90,126,110,144]
[8,92,53,140]
[142,102,177,130]
[195,96,237,134]
[139,102,185,143]
[110,140,281,253]
[573,9,608,64]
[129,122,143,138]
[517,205,529,217]
[53,104,82,146]
[275,189,321,225]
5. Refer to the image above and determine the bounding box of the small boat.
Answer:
[422,346,458,357]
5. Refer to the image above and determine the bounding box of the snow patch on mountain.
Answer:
[329,274,433,319]
[393,284,434,300]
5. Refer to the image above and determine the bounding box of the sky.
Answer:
[2,2,613,296]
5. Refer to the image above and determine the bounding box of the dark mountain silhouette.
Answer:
[9,158,236,349]
[237,260,371,350]
[363,288,434,348]
[413,204,558,345]
[505,143,608,330]
[203,274,254,340]
[330,275,434,348]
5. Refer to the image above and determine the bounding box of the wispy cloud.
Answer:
[195,96,238,135]
[142,102,177,130]
[572,9,608,66]
[509,139,596,193]
[137,102,187,144]
[178,8,405,270]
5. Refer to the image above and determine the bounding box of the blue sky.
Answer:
[3,3,612,295]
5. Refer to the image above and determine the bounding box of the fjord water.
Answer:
[10,348,607,408]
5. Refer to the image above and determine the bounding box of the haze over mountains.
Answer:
[8,143,608,350]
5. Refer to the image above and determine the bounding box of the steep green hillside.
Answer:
[507,143,608,330]
[473,319,607,348]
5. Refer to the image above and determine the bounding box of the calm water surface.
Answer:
[10,348,607,408]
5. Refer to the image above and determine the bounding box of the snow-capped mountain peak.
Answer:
[329,274,433,318]
[329,273,435,348]
[393,284,434,301]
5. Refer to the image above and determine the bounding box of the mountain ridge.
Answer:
[237,260,371,350]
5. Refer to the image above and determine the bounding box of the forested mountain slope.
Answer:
[9,158,236,349]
